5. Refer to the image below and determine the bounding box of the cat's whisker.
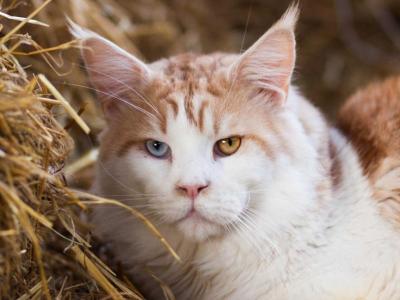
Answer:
[244,208,305,265]
[103,205,163,223]
[241,212,290,283]
[123,204,159,209]
[109,195,165,200]
[61,81,159,122]
[105,198,162,203]
[117,195,169,201]
[95,161,149,195]
[238,219,291,283]
[248,209,322,278]
[234,214,270,262]
[102,192,164,197]
[242,209,281,254]
[240,211,280,258]
[231,218,270,263]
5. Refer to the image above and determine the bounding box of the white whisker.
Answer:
[62,81,159,121]
[75,63,162,118]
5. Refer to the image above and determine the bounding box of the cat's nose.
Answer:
[177,184,209,200]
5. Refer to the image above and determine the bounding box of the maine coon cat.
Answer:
[72,5,400,299]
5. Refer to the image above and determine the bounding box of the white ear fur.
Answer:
[68,20,151,118]
[233,4,299,105]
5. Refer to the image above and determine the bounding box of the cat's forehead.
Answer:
[148,53,237,99]
[118,53,261,139]
[137,53,242,134]
[150,53,237,80]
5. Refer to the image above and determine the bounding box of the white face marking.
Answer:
[107,91,274,241]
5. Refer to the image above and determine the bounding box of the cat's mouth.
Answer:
[173,207,225,241]
[176,208,218,226]
[171,200,248,241]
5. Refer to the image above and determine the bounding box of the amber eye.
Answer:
[214,136,241,157]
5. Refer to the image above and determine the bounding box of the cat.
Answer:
[71,5,400,299]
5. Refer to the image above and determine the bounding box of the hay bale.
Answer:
[0,3,148,299]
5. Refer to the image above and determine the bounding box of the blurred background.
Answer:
[4,0,400,180]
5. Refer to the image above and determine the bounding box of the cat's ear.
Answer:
[232,4,298,105]
[69,21,151,119]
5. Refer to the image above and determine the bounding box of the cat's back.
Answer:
[338,76,400,227]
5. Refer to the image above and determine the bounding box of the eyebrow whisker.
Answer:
[73,62,162,118]
[61,81,159,122]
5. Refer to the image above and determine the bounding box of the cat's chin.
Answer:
[176,213,223,241]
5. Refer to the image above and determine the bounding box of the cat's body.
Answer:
[72,6,400,299]
[91,88,400,300]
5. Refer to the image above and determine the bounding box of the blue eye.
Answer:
[145,140,170,158]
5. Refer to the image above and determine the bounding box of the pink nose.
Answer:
[177,184,209,200]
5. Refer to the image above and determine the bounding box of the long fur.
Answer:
[75,5,400,299]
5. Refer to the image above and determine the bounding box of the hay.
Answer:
[0,2,179,299]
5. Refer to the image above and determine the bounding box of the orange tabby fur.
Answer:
[338,76,400,226]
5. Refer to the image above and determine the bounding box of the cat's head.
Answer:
[74,5,320,242]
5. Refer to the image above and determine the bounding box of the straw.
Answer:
[38,74,91,134]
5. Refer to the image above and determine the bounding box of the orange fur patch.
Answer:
[338,76,400,177]
[338,76,400,227]
[166,98,179,118]
[117,139,142,157]
[198,100,209,132]
[246,134,275,158]
[329,139,342,187]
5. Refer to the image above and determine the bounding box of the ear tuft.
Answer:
[274,2,299,31]
[67,18,97,41]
